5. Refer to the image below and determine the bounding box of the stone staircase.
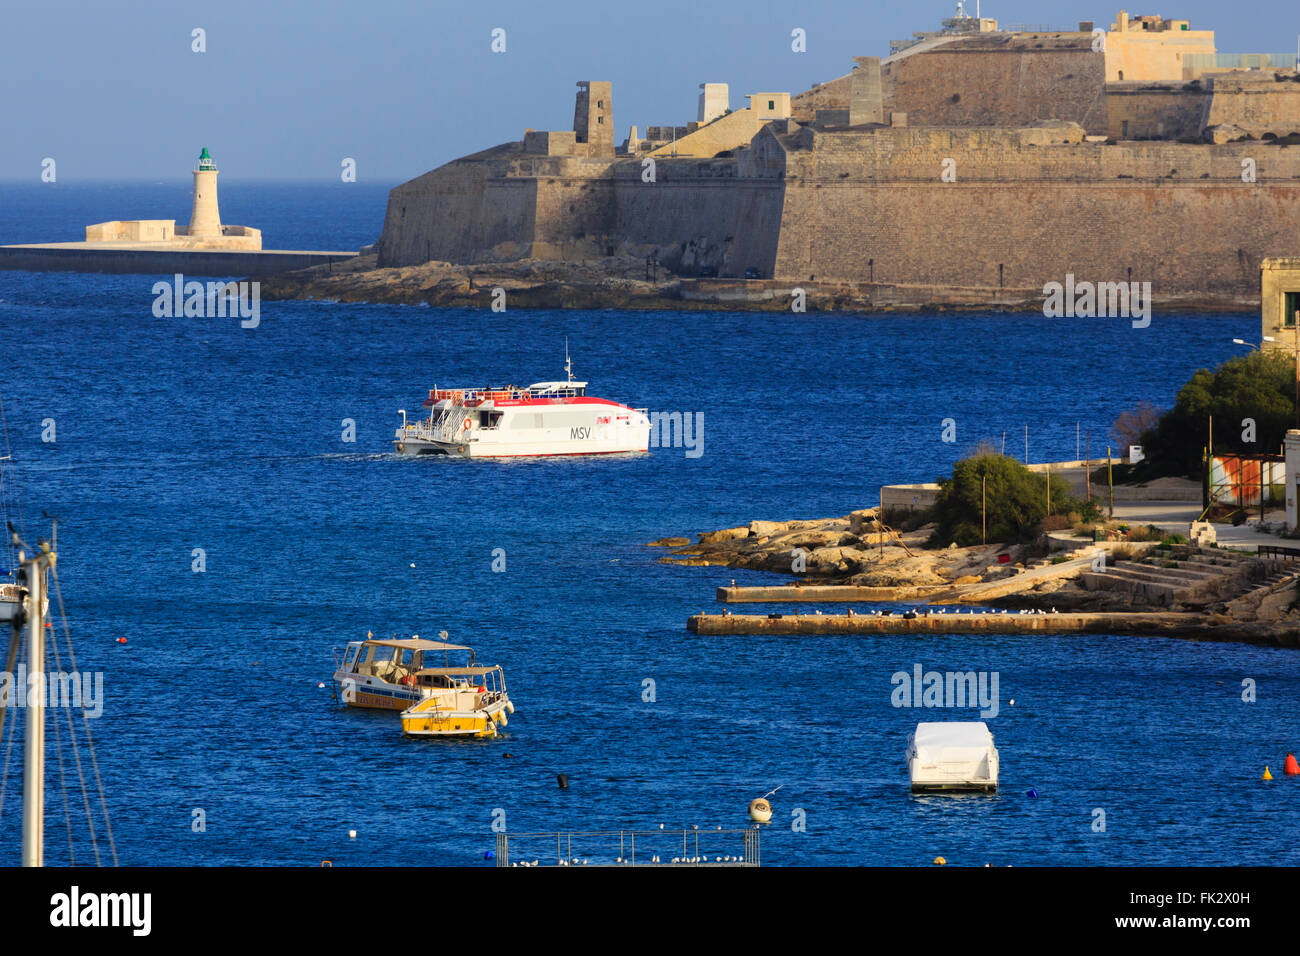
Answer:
[1078,545,1262,607]
[1223,563,1300,621]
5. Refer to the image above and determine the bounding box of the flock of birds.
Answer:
[515,854,746,867]
[858,607,1061,616]
[733,607,1062,618]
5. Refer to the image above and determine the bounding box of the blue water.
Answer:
[1,182,1297,867]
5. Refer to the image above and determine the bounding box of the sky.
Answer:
[1,0,1297,182]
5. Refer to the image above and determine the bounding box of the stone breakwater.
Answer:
[686,610,1300,647]
[256,255,1254,314]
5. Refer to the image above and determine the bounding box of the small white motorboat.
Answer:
[906,721,999,792]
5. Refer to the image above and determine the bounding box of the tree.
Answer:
[1124,350,1295,478]
[1110,401,1163,451]
[928,452,1077,547]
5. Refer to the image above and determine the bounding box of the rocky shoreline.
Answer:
[257,255,1257,314]
[652,509,1300,640]
[651,509,1091,603]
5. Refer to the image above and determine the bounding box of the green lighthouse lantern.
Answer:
[197,147,216,171]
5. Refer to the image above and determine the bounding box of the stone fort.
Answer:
[375,10,1300,299]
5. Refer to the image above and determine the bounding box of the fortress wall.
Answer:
[377,155,540,266]
[794,41,1108,133]
[607,165,785,274]
[791,73,854,123]
[795,128,1300,181]
[881,43,1108,134]
[375,122,1300,289]
[1106,87,1208,140]
[1206,76,1300,136]
[530,167,618,258]
[648,108,765,158]
[771,132,1300,292]
[773,178,1300,294]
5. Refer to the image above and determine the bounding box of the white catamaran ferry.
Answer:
[393,353,650,458]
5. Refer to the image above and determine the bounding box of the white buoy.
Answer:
[748,797,773,823]
[348,829,357,839]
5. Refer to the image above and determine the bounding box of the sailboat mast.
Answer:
[20,544,48,867]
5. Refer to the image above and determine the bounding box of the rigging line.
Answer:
[45,620,94,867]
[45,646,78,867]
[49,562,117,865]
[0,398,27,552]
[0,620,19,755]
[0,636,22,823]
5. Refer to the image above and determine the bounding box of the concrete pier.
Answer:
[688,610,1220,638]
[716,584,951,603]
[0,243,356,277]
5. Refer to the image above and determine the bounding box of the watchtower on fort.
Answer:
[574,81,614,156]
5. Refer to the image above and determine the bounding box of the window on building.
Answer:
[768,100,775,110]
[1285,291,1300,327]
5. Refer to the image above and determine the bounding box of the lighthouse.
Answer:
[188,147,222,238]
[83,146,261,249]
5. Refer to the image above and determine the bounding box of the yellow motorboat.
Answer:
[399,663,514,738]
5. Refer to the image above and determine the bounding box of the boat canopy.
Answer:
[910,721,994,755]
[422,382,589,406]
[362,637,470,652]
[414,665,502,677]
[526,381,588,393]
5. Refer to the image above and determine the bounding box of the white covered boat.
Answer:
[393,353,650,458]
[906,721,999,792]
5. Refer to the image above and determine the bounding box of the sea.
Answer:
[0,180,1297,867]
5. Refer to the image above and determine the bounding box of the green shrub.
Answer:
[1128,524,1166,542]
[1041,514,1072,532]
[927,453,1078,547]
